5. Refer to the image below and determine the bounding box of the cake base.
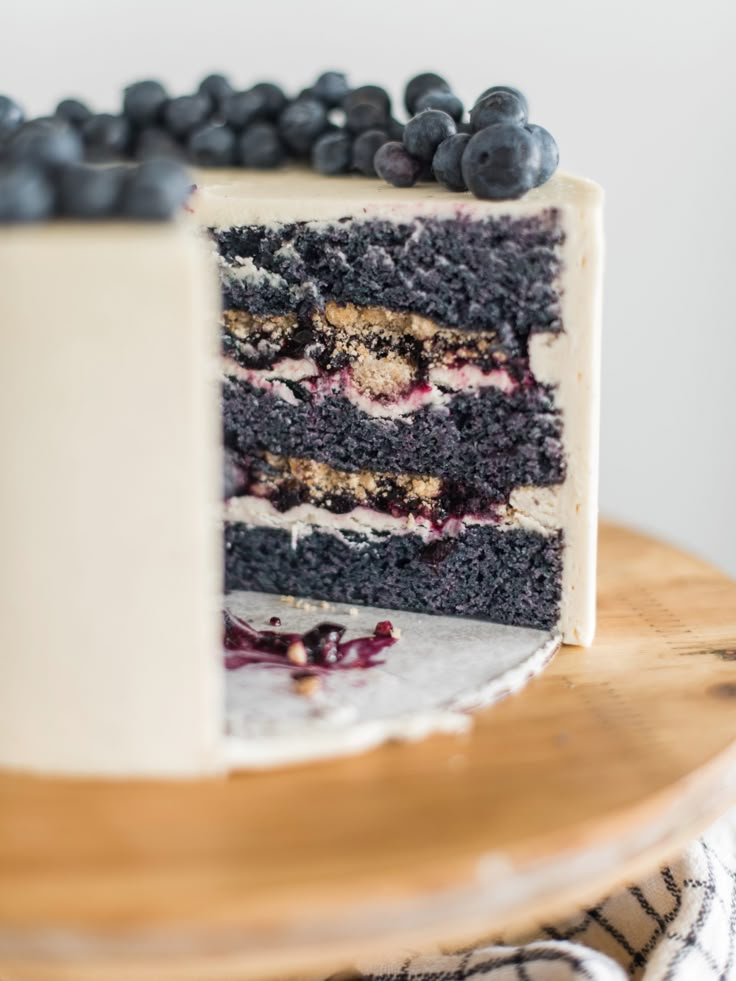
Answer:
[225,590,560,769]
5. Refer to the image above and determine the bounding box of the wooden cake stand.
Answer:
[2,523,736,981]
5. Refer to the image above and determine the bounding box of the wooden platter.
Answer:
[2,522,736,981]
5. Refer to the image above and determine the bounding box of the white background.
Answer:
[4,0,736,575]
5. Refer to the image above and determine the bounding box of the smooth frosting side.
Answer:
[530,196,604,645]
[0,223,225,776]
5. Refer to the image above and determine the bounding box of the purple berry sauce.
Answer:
[223,609,397,673]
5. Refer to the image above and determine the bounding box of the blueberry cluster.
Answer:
[0,71,559,221]
[0,99,192,221]
[375,76,558,199]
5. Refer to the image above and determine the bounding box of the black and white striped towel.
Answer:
[325,812,736,980]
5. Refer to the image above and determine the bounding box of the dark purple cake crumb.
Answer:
[213,210,564,337]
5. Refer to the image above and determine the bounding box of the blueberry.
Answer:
[134,126,185,161]
[374,141,422,188]
[461,122,541,200]
[6,118,83,169]
[278,97,328,155]
[420,538,456,566]
[224,90,268,130]
[0,163,54,222]
[526,123,559,185]
[249,82,288,119]
[312,71,349,108]
[414,89,464,123]
[162,95,210,138]
[474,85,529,118]
[404,72,450,115]
[403,109,456,162]
[198,73,233,113]
[58,163,125,218]
[470,88,527,131]
[121,159,193,219]
[342,85,391,115]
[0,95,24,141]
[237,122,286,168]
[187,123,235,166]
[432,132,471,191]
[82,113,131,161]
[122,80,168,127]
[351,129,388,176]
[301,622,346,664]
[345,101,388,133]
[311,130,352,175]
[55,98,92,128]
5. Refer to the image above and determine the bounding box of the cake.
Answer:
[198,171,602,645]
[0,73,603,775]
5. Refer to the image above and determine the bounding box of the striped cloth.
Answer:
[325,812,736,981]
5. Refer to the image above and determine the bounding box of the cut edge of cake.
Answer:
[196,168,603,646]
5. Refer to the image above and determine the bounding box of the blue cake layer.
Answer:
[223,376,564,497]
[211,210,563,343]
[225,522,563,630]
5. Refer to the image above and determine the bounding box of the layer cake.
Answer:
[195,169,603,645]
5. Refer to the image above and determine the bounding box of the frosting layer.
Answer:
[224,486,560,542]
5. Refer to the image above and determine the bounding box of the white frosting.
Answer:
[0,224,224,776]
[222,355,516,418]
[224,485,561,544]
[528,200,604,645]
[225,254,288,289]
[194,168,602,228]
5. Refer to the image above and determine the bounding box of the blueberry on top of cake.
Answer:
[0,72,561,224]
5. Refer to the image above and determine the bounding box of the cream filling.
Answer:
[220,254,290,290]
[222,355,517,418]
[224,485,560,548]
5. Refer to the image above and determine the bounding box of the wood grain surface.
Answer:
[2,522,736,981]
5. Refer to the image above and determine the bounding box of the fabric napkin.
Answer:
[326,811,736,980]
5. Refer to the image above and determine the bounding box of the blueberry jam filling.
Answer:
[221,313,530,385]
[223,609,397,672]
[222,448,507,527]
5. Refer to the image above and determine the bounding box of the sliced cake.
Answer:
[195,169,603,645]
[0,71,603,776]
